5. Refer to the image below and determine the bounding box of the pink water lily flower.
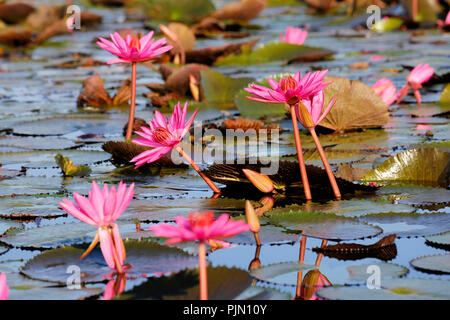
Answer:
[396,63,434,104]
[280,27,308,45]
[97,31,173,65]
[131,102,198,168]
[59,181,134,273]
[151,211,250,245]
[0,273,8,300]
[372,78,398,107]
[295,91,337,128]
[245,70,330,106]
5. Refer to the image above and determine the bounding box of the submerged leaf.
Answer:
[362,148,450,187]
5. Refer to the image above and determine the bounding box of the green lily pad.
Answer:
[269,211,383,241]
[410,254,450,274]
[139,0,215,25]
[0,219,22,236]
[200,69,254,108]
[0,195,67,219]
[235,73,287,117]
[21,240,198,284]
[227,223,299,245]
[0,136,78,150]
[316,278,450,300]
[425,231,450,249]
[55,153,91,177]
[371,17,404,32]
[362,148,450,187]
[361,211,450,238]
[268,200,415,218]
[6,272,103,300]
[439,84,450,104]
[0,222,155,249]
[0,150,110,168]
[117,266,252,300]
[216,43,333,66]
[250,261,407,286]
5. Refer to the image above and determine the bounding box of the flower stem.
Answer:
[125,62,137,142]
[289,104,312,200]
[315,240,327,266]
[198,242,208,300]
[412,0,418,21]
[395,84,410,104]
[295,236,307,298]
[309,128,341,200]
[176,146,221,194]
[253,232,261,246]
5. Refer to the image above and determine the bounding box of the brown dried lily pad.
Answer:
[221,118,280,132]
[335,163,371,182]
[164,64,210,97]
[102,141,188,168]
[31,19,69,46]
[312,234,397,261]
[0,28,32,46]
[77,75,131,108]
[191,17,225,36]
[320,77,389,133]
[122,118,151,138]
[25,5,63,32]
[210,0,267,23]
[0,3,35,24]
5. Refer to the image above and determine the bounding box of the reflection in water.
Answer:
[294,237,332,300]
[102,273,127,300]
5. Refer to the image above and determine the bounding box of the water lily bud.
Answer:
[248,258,261,270]
[245,200,260,233]
[242,169,274,193]
[189,74,201,101]
[297,101,315,128]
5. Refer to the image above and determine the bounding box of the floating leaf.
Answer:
[425,231,450,250]
[371,17,404,32]
[77,75,130,108]
[55,154,91,177]
[211,0,267,22]
[136,0,215,25]
[226,223,299,245]
[439,83,450,104]
[0,150,110,169]
[316,278,450,300]
[269,211,382,241]
[200,69,253,108]
[362,148,450,187]
[0,219,22,236]
[6,273,103,300]
[216,43,333,66]
[361,211,450,238]
[320,77,389,132]
[250,261,406,286]
[410,254,450,274]
[0,195,66,219]
[21,240,197,284]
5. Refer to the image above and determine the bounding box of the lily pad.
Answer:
[200,69,254,108]
[439,83,450,104]
[425,231,450,249]
[21,240,198,284]
[139,0,215,25]
[216,43,333,66]
[0,136,78,150]
[0,150,110,168]
[1,222,154,249]
[117,266,253,300]
[250,261,407,286]
[269,211,382,241]
[316,278,450,300]
[227,223,299,245]
[55,153,91,177]
[6,273,103,300]
[410,254,450,274]
[0,195,66,219]
[0,219,22,236]
[361,211,450,238]
[362,148,450,187]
